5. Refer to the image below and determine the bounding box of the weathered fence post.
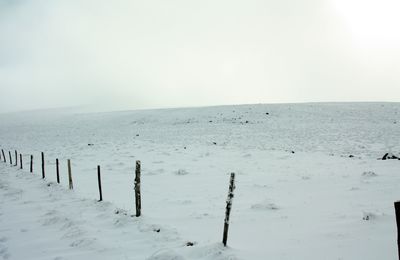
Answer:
[395,201,400,259]
[222,172,236,247]
[97,165,103,201]
[134,160,141,217]
[56,159,60,183]
[9,151,12,165]
[1,149,5,162]
[67,159,73,190]
[30,155,33,173]
[41,152,45,179]
[14,150,17,166]
[20,154,23,169]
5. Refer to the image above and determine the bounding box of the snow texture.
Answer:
[0,102,400,259]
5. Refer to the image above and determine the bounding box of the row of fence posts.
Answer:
[0,147,236,246]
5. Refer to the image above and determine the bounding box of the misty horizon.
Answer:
[1,0,399,113]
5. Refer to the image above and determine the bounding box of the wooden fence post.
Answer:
[9,151,12,165]
[222,172,236,247]
[20,154,23,169]
[41,152,45,179]
[1,149,5,163]
[14,150,17,166]
[67,159,73,190]
[134,160,141,217]
[97,165,103,201]
[56,159,60,183]
[30,155,33,173]
[395,201,400,259]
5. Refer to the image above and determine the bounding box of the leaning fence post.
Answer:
[9,151,12,165]
[56,159,60,183]
[97,165,103,201]
[30,155,33,173]
[20,154,23,169]
[14,150,17,166]
[1,149,5,162]
[395,201,400,258]
[67,159,73,190]
[134,160,141,217]
[41,152,45,179]
[222,172,236,247]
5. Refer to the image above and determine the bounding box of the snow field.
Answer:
[1,102,400,259]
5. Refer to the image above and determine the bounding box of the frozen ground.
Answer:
[0,102,400,259]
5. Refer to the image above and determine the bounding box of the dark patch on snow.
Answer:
[114,208,128,216]
[186,241,196,247]
[382,152,399,160]
[251,202,279,210]
[362,212,377,221]
[362,171,377,177]
[175,169,189,176]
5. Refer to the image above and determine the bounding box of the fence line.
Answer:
[0,145,236,247]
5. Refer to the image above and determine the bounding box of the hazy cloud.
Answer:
[1,0,399,112]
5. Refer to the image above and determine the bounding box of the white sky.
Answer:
[0,0,399,112]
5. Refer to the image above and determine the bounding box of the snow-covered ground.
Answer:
[0,102,400,259]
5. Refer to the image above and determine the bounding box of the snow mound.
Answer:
[147,249,185,260]
[185,243,241,260]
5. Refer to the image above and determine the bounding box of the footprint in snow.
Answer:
[0,239,10,260]
[253,184,271,189]
[69,237,96,248]
[361,171,377,178]
[0,247,11,260]
[175,169,189,176]
[153,161,164,164]
[251,201,280,211]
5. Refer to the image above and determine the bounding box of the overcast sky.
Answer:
[0,0,399,113]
